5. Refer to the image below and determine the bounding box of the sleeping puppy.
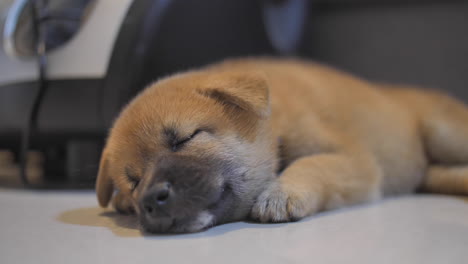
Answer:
[96,58,468,233]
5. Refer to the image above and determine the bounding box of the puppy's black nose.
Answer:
[142,182,172,217]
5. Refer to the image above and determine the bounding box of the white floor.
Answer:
[1,189,468,264]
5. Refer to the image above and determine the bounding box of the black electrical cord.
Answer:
[19,0,49,186]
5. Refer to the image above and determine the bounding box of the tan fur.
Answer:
[96,58,468,229]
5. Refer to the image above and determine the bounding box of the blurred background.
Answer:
[0,0,467,189]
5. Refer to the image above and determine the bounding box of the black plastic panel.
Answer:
[302,2,468,101]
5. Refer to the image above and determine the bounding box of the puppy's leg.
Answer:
[251,152,382,222]
[421,166,468,195]
[112,192,135,214]
[416,92,468,195]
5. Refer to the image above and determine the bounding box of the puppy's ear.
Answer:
[96,148,114,207]
[198,72,270,118]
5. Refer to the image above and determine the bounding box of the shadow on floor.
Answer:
[57,207,141,237]
[456,196,468,203]
[57,206,290,239]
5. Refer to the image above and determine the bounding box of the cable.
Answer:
[19,0,49,186]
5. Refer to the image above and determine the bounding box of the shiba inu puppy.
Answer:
[96,58,468,233]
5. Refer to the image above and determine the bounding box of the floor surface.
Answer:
[1,189,468,264]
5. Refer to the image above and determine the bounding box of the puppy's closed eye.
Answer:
[171,129,203,151]
[125,168,140,191]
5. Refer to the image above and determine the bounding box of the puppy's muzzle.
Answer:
[141,181,172,217]
[138,156,221,232]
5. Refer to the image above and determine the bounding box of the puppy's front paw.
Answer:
[112,192,135,214]
[251,181,319,223]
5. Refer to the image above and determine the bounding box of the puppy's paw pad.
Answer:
[251,183,317,223]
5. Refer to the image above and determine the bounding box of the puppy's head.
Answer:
[96,68,278,233]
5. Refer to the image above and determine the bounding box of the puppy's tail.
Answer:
[384,86,468,195]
